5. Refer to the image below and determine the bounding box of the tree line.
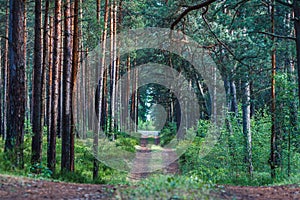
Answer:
[0,0,299,180]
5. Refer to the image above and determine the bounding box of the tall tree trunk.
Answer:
[130,71,136,132]
[5,0,26,169]
[78,0,84,137]
[61,0,72,172]
[83,49,88,138]
[125,55,130,131]
[48,0,61,174]
[250,81,255,117]
[230,78,238,116]
[31,0,43,167]
[134,65,138,132]
[70,0,79,172]
[242,78,253,176]
[287,9,298,176]
[0,38,2,138]
[94,0,109,180]
[24,0,28,126]
[229,64,237,116]
[97,0,101,22]
[130,58,138,132]
[79,0,86,139]
[293,1,300,105]
[110,0,117,137]
[43,0,50,129]
[3,0,9,141]
[47,16,53,147]
[270,0,277,179]
[58,17,64,139]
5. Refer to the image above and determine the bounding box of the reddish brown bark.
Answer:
[5,0,26,169]
[47,16,53,145]
[97,0,101,22]
[47,0,62,174]
[70,0,79,172]
[61,0,72,172]
[31,0,43,167]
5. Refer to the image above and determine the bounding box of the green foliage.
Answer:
[138,119,156,131]
[54,170,91,184]
[179,136,228,184]
[279,171,300,186]
[0,124,129,184]
[117,175,213,200]
[115,136,138,152]
[251,109,271,173]
[179,110,300,186]
[56,138,129,184]
[0,0,300,191]
[159,122,177,146]
[29,163,52,179]
[196,120,210,138]
[24,119,33,136]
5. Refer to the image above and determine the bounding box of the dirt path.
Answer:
[0,174,299,199]
[215,184,300,200]
[128,134,179,180]
[0,175,116,200]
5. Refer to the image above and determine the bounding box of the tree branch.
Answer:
[202,13,251,68]
[171,0,218,30]
[0,36,9,41]
[229,0,250,28]
[258,31,296,41]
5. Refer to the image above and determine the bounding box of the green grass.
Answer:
[0,133,129,185]
[0,111,300,199]
[116,174,214,200]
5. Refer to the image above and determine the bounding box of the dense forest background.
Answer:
[0,0,299,188]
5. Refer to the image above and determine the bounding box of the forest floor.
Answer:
[0,174,300,199]
[215,184,300,200]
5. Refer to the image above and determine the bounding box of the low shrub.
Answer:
[117,175,213,200]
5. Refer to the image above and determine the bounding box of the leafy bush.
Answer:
[29,163,52,178]
[159,122,177,146]
[138,119,156,131]
[179,111,291,186]
[115,136,138,152]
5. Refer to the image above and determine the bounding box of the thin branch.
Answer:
[275,0,293,8]
[232,0,251,9]
[171,0,218,30]
[0,36,9,41]
[202,13,251,68]
[258,31,296,41]
[229,0,250,28]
